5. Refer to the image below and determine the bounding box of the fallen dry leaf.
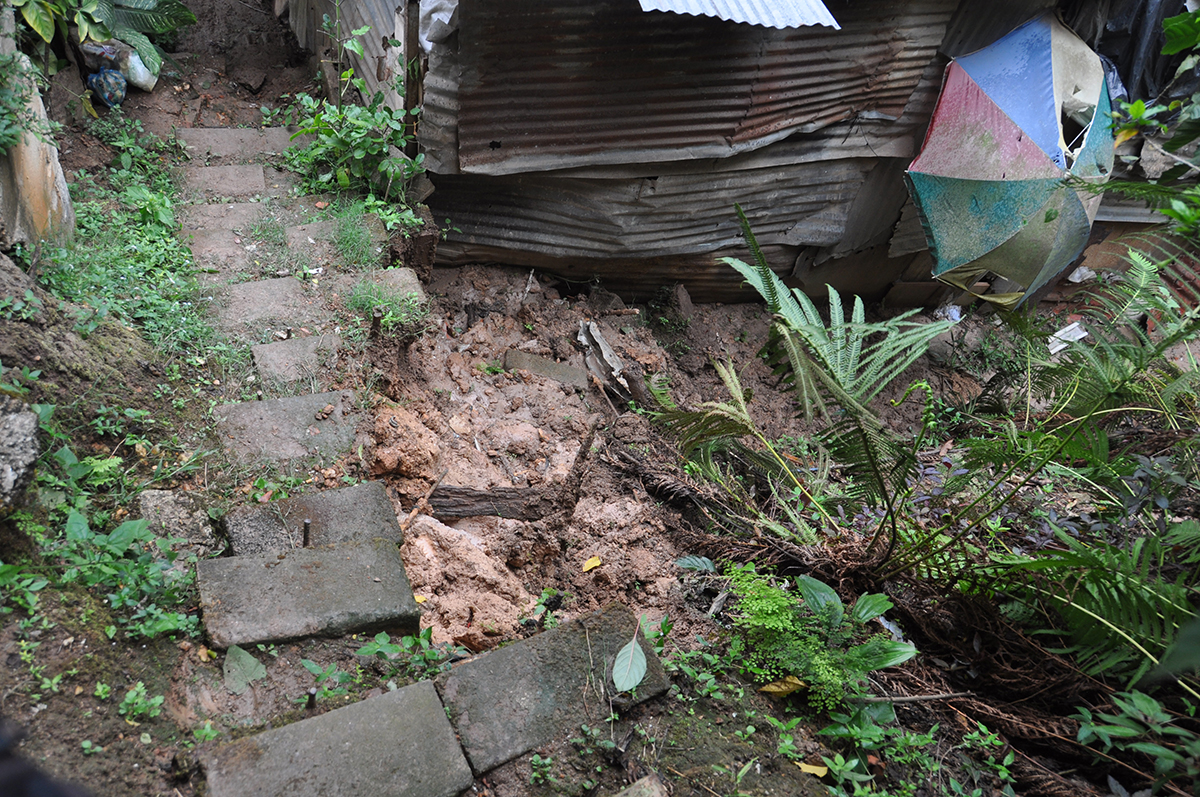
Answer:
[582,555,602,572]
[759,675,805,697]
[797,762,828,777]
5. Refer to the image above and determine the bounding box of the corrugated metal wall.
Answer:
[286,0,408,112]
[426,0,958,176]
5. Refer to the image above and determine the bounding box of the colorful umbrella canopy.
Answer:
[905,14,1115,309]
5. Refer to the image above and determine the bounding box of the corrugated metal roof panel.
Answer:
[638,0,839,30]
[426,0,958,176]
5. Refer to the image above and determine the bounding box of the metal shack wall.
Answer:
[420,0,960,298]
[286,0,408,112]
[427,0,957,176]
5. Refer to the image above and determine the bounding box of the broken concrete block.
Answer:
[198,538,419,648]
[437,602,668,774]
[200,681,472,797]
[224,481,403,556]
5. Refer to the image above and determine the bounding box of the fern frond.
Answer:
[997,532,1200,685]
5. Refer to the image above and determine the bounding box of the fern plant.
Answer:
[713,207,951,554]
[887,249,1200,579]
[989,524,1200,696]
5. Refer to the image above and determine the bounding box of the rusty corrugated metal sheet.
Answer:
[638,0,839,30]
[939,0,1055,57]
[285,0,404,110]
[427,0,958,176]
[889,199,930,257]
[430,155,874,264]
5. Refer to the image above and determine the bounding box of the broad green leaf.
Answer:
[21,0,57,43]
[223,645,267,695]
[105,519,147,555]
[850,593,893,625]
[612,630,647,693]
[66,511,91,541]
[796,575,844,627]
[1164,10,1200,55]
[851,639,917,671]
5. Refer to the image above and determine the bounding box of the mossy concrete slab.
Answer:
[216,277,325,333]
[179,202,266,230]
[330,267,427,304]
[251,333,340,382]
[437,603,668,774]
[198,538,418,648]
[183,164,266,198]
[200,680,471,797]
[504,349,589,389]
[215,390,356,463]
[177,127,302,160]
[224,480,403,556]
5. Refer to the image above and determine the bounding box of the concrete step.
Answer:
[200,680,472,797]
[251,333,341,384]
[215,276,327,334]
[183,164,266,200]
[286,217,388,269]
[177,126,302,161]
[178,201,266,230]
[437,602,669,775]
[224,480,402,556]
[215,390,358,463]
[330,266,428,305]
[198,537,419,648]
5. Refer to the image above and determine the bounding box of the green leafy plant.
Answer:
[283,14,423,201]
[300,659,352,701]
[118,681,164,720]
[192,720,220,742]
[0,289,45,322]
[93,681,111,700]
[1074,691,1200,793]
[345,280,430,338]
[725,565,916,712]
[0,53,61,154]
[13,0,196,78]
[355,628,465,681]
[529,753,557,786]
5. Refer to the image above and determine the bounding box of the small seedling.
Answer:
[118,682,164,720]
[193,720,220,742]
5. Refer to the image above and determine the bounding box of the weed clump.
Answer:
[346,280,429,339]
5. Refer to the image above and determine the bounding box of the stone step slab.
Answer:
[215,390,357,463]
[251,333,340,383]
[178,201,266,230]
[330,266,427,305]
[177,127,302,160]
[216,276,326,333]
[224,480,403,556]
[504,349,589,389]
[286,217,388,268]
[197,538,418,648]
[183,164,266,199]
[200,680,472,797]
[436,602,669,775]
